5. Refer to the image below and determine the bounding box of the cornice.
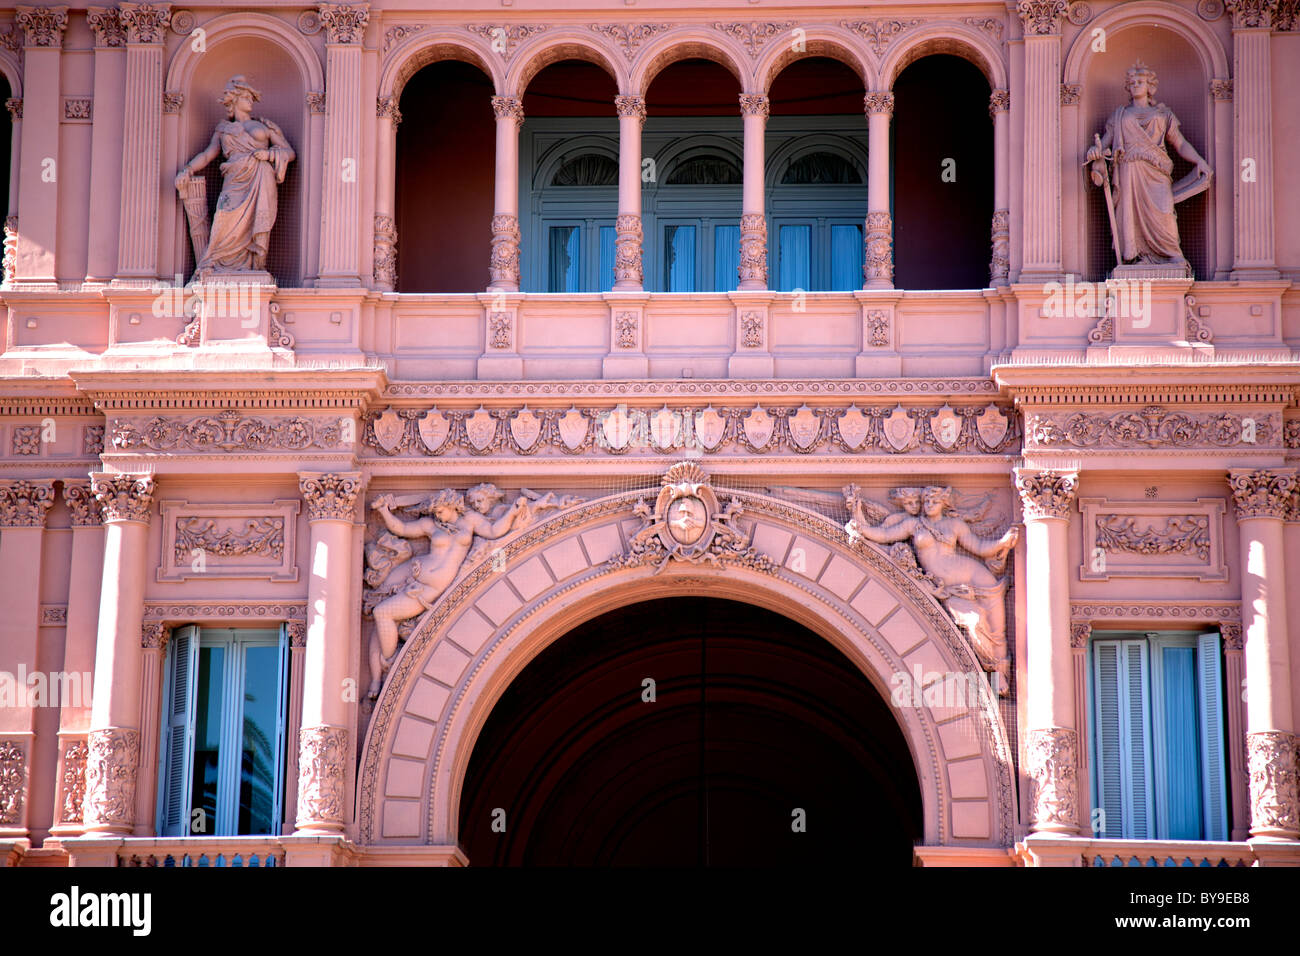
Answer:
[1009,384,1296,408]
[70,368,388,411]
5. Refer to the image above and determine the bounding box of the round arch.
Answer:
[755,28,876,94]
[379,34,503,103]
[652,134,746,183]
[1062,3,1228,85]
[357,488,1017,853]
[506,34,627,98]
[879,23,1007,91]
[164,12,324,94]
[632,31,749,98]
[531,134,620,190]
[765,133,868,189]
[0,51,21,97]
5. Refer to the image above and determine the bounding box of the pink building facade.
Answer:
[0,0,1296,866]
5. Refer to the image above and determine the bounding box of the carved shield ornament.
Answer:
[417,409,449,453]
[372,409,404,453]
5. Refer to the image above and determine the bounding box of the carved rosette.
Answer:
[989,209,1010,285]
[489,213,521,289]
[0,739,26,826]
[15,4,69,47]
[739,93,769,118]
[373,214,397,290]
[317,2,369,44]
[614,214,643,286]
[59,739,88,825]
[82,728,139,832]
[297,725,347,829]
[1228,469,1296,519]
[91,473,155,524]
[491,95,523,128]
[864,211,892,285]
[299,472,362,522]
[63,480,105,527]
[988,89,1009,121]
[87,6,126,47]
[863,92,894,116]
[1016,0,1068,35]
[2,216,17,285]
[1015,468,1079,521]
[0,479,54,528]
[117,2,171,44]
[738,213,767,286]
[1027,727,1079,832]
[614,94,646,129]
[1247,731,1299,837]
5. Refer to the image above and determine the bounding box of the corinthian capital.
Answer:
[117,2,171,43]
[0,479,55,528]
[1016,0,1068,36]
[15,5,69,47]
[1225,0,1279,29]
[1227,468,1296,520]
[86,6,127,47]
[1014,468,1078,521]
[739,94,769,118]
[91,472,155,524]
[614,95,645,125]
[491,95,523,126]
[317,2,369,44]
[864,92,894,116]
[299,472,363,521]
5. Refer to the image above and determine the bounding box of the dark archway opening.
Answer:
[459,597,923,866]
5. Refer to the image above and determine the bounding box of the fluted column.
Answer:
[114,2,169,281]
[84,7,127,285]
[316,3,369,287]
[1069,621,1091,833]
[738,93,768,290]
[4,98,21,284]
[134,622,168,835]
[83,474,154,834]
[12,5,68,287]
[1015,468,1080,835]
[488,95,523,292]
[282,620,307,834]
[1227,468,1298,839]
[0,480,54,838]
[863,92,894,289]
[372,96,401,291]
[295,473,362,834]
[989,89,1010,286]
[50,482,105,837]
[613,95,645,292]
[1226,0,1279,278]
[1016,0,1067,281]
[1220,622,1250,841]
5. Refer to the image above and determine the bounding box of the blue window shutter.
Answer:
[778,225,810,292]
[1092,640,1125,838]
[713,224,740,292]
[830,224,862,291]
[1197,632,1228,841]
[159,625,199,836]
[1122,639,1154,839]
[1155,642,1202,839]
[599,225,616,292]
[1093,638,1154,839]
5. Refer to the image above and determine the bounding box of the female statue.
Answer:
[848,486,1019,693]
[176,76,295,274]
[1085,61,1211,269]
[367,489,527,698]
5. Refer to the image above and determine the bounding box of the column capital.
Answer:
[0,479,54,528]
[739,93,769,118]
[5,98,21,122]
[86,6,127,48]
[317,2,369,44]
[91,472,155,524]
[1014,468,1079,521]
[988,89,1010,119]
[1069,622,1090,649]
[299,471,363,522]
[376,95,402,126]
[140,622,169,650]
[1016,0,1068,36]
[1225,0,1280,30]
[614,94,645,127]
[62,479,105,527]
[491,95,524,127]
[1220,621,1244,651]
[116,2,171,44]
[15,5,68,48]
[1227,468,1296,520]
[864,91,894,116]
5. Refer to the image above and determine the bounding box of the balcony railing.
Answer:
[1086,841,1255,867]
[116,837,285,868]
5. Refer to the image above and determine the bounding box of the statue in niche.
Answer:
[1085,61,1212,275]
[363,484,583,698]
[175,76,295,276]
[844,485,1019,695]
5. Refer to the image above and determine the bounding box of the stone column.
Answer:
[133,622,168,835]
[1219,622,1250,841]
[372,95,401,291]
[316,3,369,287]
[84,6,127,286]
[1226,0,1279,278]
[1227,468,1298,839]
[50,481,105,838]
[989,89,1011,286]
[738,93,768,291]
[12,5,68,287]
[488,95,523,293]
[1014,467,1080,835]
[864,92,894,289]
[1016,0,1067,282]
[1069,621,1091,834]
[613,95,645,292]
[0,480,54,838]
[282,620,307,835]
[82,474,154,835]
[4,98,21,284]
[295,473,362,834]
[114,2,170,282]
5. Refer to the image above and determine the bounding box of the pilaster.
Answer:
[316,3,369,287]
[1016,0,1066,282]
[1226,0,1279,278]
[84,6,127,286]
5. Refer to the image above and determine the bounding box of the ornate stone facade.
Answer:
[297,725,348,828]
[82,728,139,832]
[1027,727,1079,832]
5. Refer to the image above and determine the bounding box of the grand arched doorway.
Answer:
[458,597,923,865]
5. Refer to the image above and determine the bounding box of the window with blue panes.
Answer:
[769,149,867,292]
[1089,631,1227,841]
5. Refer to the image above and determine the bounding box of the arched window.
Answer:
[780,151,862,185]
[665,154,742,185]
[551,153,619,187]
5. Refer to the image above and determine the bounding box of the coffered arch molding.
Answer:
[165,12,324,94]
[1061,3,1228,87]
[378,33,504,103]
[879,23,1006,91]
[631,31,750,98]
[506,33,628,98]
[357,488,1017,853]
[755,26,877,93]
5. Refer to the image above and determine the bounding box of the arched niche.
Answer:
[381,36,503,105]
[357,489,1017,853]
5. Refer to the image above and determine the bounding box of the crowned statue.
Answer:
[1085,61,1212,277]
[175,76,295,277]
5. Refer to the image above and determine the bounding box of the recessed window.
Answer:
[551,153,619,187]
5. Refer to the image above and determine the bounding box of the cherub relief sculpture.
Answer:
[175,76,295,275]
[1085,61,1211,273]
[363,483,582,697]
[844,485,1019,695]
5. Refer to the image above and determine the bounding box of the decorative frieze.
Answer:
[297,725,348,828]
[1026,408,1277,450]
[841,18,921,55]
[143,601,306,624]
[91,473,154,524]
[1015,469,1078,521]
[0,479,54,528]
[489,213,521,289]
[15,5,69,47]
[111,412,346,453]
[1228,468,1296,519]
[299,472,361,522]
[82,727,139,831]
[1247,730,1298,836]
[464,23,545,60]
[591,22,670,60]
[1080,497,1226,581]
[712,21,794,58]
[0,739,25,826]
[1071,601,1241,623]
[116,2,170,44]
[159,500,298,582]
[317,2,368,44]
[58,738,88,825]
[1027,727,1078,831]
